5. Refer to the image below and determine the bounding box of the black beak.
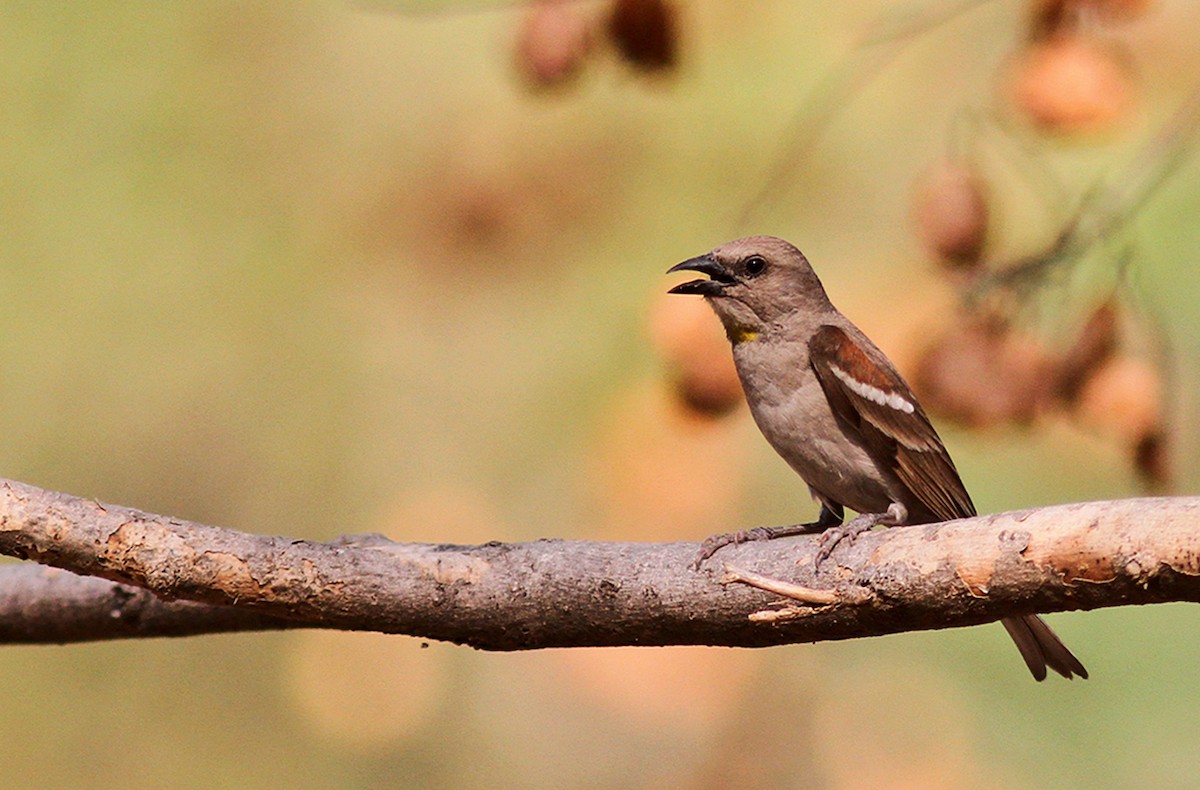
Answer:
[666,254,736,296]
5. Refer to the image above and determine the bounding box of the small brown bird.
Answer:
[668,235,1086,681]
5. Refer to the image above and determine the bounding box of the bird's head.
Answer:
[667,236,832,342]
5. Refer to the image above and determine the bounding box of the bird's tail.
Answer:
[1001,615,1088,681]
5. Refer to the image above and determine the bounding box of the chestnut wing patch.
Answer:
[809,324,975,521]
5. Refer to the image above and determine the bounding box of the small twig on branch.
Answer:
[0,477,1198,647]
[720,565,851,605]
[719,564,874,623]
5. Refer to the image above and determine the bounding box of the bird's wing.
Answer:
[808,324,975,521]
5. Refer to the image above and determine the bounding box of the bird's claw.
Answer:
[813,518,876,570]
[691,527,776,570]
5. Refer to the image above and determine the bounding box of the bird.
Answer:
[667,235,1087,681]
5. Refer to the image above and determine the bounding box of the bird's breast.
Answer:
[732,340,897,515]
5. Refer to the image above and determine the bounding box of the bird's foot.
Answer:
[691,505,844,571]
[812,518,876,569]
[691,525,806,571]
[813,503,906,570]
[691,525,792,569]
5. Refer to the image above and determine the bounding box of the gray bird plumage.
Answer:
[668,235,1086,681]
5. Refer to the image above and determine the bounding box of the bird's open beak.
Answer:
[666,254,736,296]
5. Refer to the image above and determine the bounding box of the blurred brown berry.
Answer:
[1133,428,1170,490]
[1075,355,1161,442]
[649,290,743,417]
[912,161,989,269]
[1027,0,1079,41]
[1029,0,1153,40]
[913,317,1054,428]
[675,365,744,416]
[607,0,679,72]
[515,0,593,89]
[1055,299,1120,403]
[1008,36,1133,133]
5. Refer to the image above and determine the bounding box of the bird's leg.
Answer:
[690,503,844,570]
[814,502,907,569]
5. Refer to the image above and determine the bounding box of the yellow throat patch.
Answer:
[725,324,759,344]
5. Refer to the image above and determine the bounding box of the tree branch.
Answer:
[0,564,301,643]
[0,477,1197,646]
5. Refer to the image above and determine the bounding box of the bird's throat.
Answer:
[724,323,760,344]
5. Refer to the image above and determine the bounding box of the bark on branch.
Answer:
[0,477,1197,646]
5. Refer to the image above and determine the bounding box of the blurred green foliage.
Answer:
[2,2,1199,788]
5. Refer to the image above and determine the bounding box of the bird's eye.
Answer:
[744,255,767,276]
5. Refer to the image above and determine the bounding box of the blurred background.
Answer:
[2,1,1199,787]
